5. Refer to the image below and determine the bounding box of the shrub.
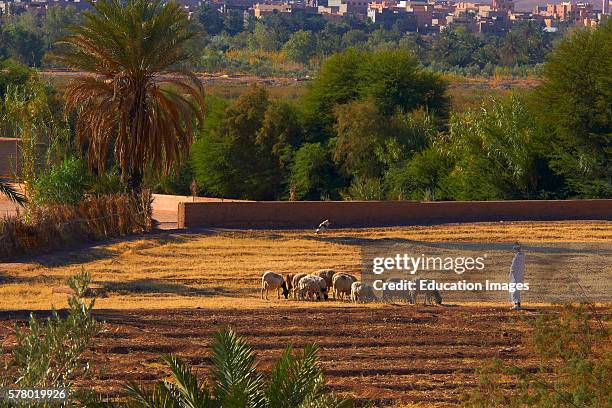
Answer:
[0,270,102,405]
[0,191,153,260]
[126,329,352,408]
[463,305,611,407]
[343,177,385,201]
[32,157,91,206]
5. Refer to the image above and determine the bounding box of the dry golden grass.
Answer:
[1,221,610,310]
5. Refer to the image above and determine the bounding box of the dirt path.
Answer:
[0,305,580,407]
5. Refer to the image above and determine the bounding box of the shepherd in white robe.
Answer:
[509,242,525,310]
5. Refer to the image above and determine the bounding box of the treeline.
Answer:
[165,22,610,201]
[1,18,609,202]
[0,4,558,77]
[196,10,557,77]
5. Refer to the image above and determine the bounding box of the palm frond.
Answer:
[211,329,266,408]
[161,354,213,408]
[124,381,181,408]
[0,180,26,206]
[267,344,325,408]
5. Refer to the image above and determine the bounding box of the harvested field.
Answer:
[0,221,610,310]
[0,221,610,406]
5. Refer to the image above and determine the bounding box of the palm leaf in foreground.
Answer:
[0,180,26,206]
[211,329,266,408]
[123,328,353,408]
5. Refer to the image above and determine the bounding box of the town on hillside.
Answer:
[1,0,610,34]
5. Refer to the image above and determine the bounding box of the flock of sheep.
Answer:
[261,270,443,305]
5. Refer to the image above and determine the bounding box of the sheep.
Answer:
[298,275,328,301]
[285,274,294,295]
[351,281,376,303]
[261,271,289,300]
[291,273,309,300]
[411,278,442,305]
[381,277,412,303]
[332,273,356,301]
[332,272,357,300]
[315,269,335,289]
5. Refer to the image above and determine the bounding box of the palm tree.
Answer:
[55,0,205,190]
[124,329,352,408]
[0,180,26,206]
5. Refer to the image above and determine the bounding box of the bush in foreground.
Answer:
[463,305,611,407]
[0,270,102,407]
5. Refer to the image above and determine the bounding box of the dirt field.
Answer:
[4,305,605,407]
[0,221,610,406]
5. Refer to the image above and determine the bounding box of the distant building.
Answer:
[368,4,418,30]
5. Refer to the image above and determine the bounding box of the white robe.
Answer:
[509,252,525,304]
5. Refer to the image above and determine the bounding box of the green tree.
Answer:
[302,49,448,141]
[224,9,245,36]
[290,143,341,200]
[3,11,46,66]
[33,157,91,206]
[43,6,80,47]
[250,21,283,52]
[0,58,30,100]
[534,21,611,197]
[192,85,300,200]
[283,30,316,65]
[2,77,54,198]
[439,95,552,200]
[429,26,481,68]
[333,100,436,181]
[385,145,452,201]
[301,49,363,140]
[360,49,448,117]
[55,0,205,191]
[195,3,224,36]
[333,100,389,179]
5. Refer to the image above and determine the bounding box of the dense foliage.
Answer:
[188,22,610,201]
[0,7,609,204]
[534,21,611,197]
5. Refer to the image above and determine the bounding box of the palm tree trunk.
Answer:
[127,168,143,193]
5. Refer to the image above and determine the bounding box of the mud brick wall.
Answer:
[0,138,20,178]
[178,199,612,229]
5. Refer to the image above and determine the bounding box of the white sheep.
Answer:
[291,273,308,300]
[411,278,442,305]
[298,275,328,301]
[351,281,376,303]
[332,273,356,301]
[332,273,357,300]
[261,271,289,300]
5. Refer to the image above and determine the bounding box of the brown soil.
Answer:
[0,305,589,407]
